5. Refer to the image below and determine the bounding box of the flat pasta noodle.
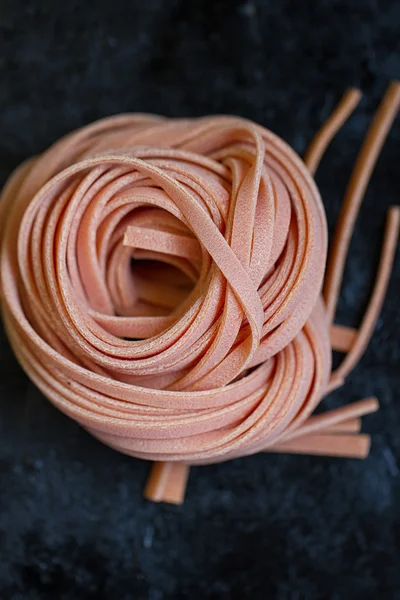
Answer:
[0,83,398,504]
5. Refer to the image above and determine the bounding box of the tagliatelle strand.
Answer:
[304,88,362,176]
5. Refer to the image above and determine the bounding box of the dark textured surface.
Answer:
[0,1,399,598]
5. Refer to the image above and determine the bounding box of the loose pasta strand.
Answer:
[329,206,400,391]
[304,88,362,176]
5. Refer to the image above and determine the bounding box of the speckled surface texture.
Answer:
[0,1,399,598]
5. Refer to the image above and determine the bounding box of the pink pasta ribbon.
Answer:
[0,83,399,504]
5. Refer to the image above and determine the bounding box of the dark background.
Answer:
[0,1,399,598]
